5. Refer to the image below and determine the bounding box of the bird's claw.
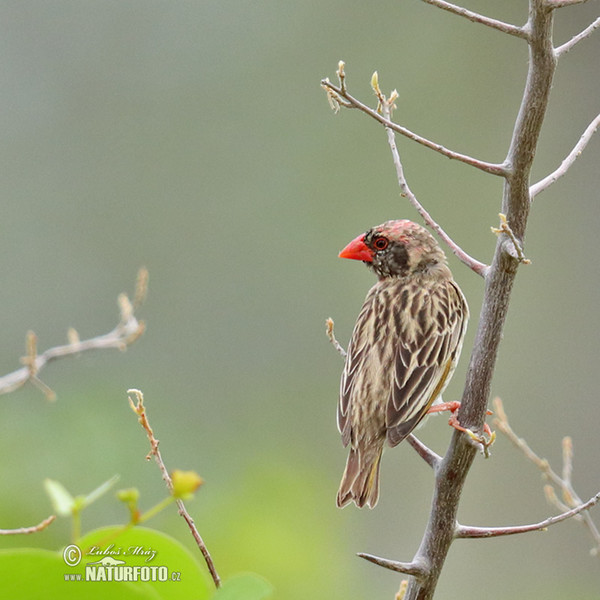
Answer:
[433,403,496,457]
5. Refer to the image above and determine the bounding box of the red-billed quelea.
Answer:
[337,220,469,508]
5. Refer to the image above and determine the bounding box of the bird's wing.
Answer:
[386,281,468,447]
[338,294,372,446]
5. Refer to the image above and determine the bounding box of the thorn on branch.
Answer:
[357,552,427,579]
[491,213,531,264]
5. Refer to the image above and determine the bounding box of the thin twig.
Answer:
[0,515,56,535]
[493,398,600,554]
[555,15,600,57]
[421,0,528,38]
[357,553,427,578]
[320,78,508,177]
[127,389,221,588]
[456,492,600,539]
[0,268,148,399]
[326,318,347,358]
[406,435,442,470]
[530,113,600,198]
[375,88,490,277]
[548,0,591,8]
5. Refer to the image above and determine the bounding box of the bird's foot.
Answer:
[428,402,496,457]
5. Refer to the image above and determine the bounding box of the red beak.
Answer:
[339,234,374,262]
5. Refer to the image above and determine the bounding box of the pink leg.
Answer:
[428,402,495,449]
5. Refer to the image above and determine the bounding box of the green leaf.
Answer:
[213,573,274,600]
[79,526,212,599]
[44,478,75,516]
[0,526,212,600]
[0,548,157,600]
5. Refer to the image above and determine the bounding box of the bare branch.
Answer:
[401,2,561,597]
[421,0,528,38]
[127,389,221,589]
[493,398,600,554]
[0,515,56,536]
[555,15,600,57]
[407,435,442,470]
[0,269,147,399]
[530,113,600,198]
[320,78,508,177]
[323,0,596,596]
[357,553,427,578]
[548,0,592,8]
[456,492,600,539]
[377,94,490,277]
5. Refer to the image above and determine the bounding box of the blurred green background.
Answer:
[1,1,599,598]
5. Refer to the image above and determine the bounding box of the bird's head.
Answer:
[339,220,449,280]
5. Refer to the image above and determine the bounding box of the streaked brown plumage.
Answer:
[337,220,469,508]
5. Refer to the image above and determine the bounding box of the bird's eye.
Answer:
[373,236,389,251]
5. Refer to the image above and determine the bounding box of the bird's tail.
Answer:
[336,446,383,509]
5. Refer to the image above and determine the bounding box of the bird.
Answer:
[336,219,469,508]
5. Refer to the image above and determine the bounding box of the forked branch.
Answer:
[322,0,599,597]
[320,78,507,177]
[375,80,490,277]
[421,0,528,38]
[323,65,491,277]
[0,268,148,400]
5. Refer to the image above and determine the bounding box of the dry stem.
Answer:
[320,78,507,177]
[0,515,56,536]
[421,0,528,38]
[0,268,148,399]
[493,397,600,554]
[530,113,600,198]
[127,389,221,588]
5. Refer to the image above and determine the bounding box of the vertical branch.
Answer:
[404,2,557,598]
